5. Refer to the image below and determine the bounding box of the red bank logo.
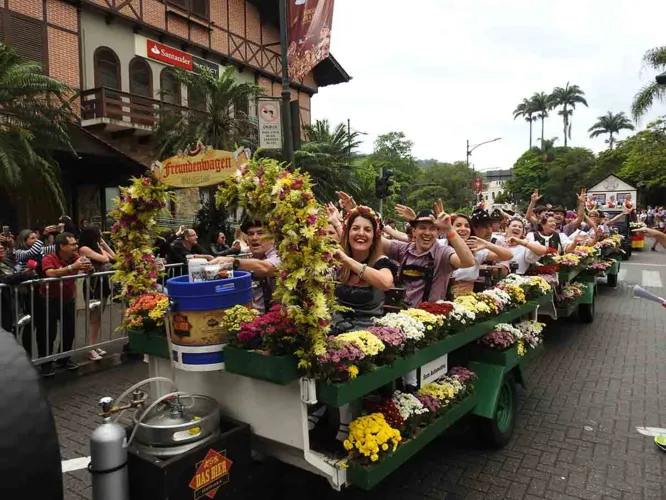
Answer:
[147,40,193,70]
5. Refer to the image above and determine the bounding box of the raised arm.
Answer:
[333,250,394,290]
[382,225,410,243]
[568,189,587,231]
[471,237,513,261]
[525,189,541,225]
[506,237,548,257]
[609,208,632,226]
[633,227,666,247]
[430,213,475,269]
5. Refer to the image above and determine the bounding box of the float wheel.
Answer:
[477,373,516,448]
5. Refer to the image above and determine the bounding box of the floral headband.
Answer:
[509,215,528,227]
[342,205,382,238]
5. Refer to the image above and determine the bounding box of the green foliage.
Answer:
[293,119,363,201]
[405,161,474,212]
[513,98,537,148]
[0,43,77,210]
[632,46,666,121]
[154,66,263,159]
[617,117,666,191]
[588,111,634,150]
[505,149,548,207]
[542,147,596,207]
[530,92,551,148]
[194,199,231,249]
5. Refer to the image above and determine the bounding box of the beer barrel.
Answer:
[166,271,253,371]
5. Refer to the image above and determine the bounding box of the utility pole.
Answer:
[278,0,294,165]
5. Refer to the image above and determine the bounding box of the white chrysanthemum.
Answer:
[374,313,425,341]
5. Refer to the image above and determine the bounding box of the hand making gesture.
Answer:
[395,204,417,221]
[429,211,452,232]
[335,191,357,212]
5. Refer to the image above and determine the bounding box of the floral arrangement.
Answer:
[420,301,476,332]
[538,247,560,266]
[557,282,586,304]
[529,264,560,276]
[317,336,365,382]
[374,313,425,343]
[109,175,173,302]
[343,413,401,464]
[216,158,339,369]
[234,304,298,355]
[630,221,646,230]
[497,282,526,305]
[454,294,492,318]
[556,253,581,270]
[124,292,169,334]
[583,260,612,276]
[367,326,406,364]
[401,308,444,343]
[393,391,429,420]
[479,288,512,313]
[479,323,523,350]
[336,330,385,357]
[502,274,552,300]
[219,305,259,335]
[515,320,545,349]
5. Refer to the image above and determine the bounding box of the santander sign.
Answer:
[147,40,192,70]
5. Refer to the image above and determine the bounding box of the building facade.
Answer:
[481,169,512,208]
[1,0,348,228]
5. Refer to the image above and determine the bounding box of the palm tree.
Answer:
[530,92,551,149]
[588,111,635,150]
[294,119,364,200]
[0,43,76,209]
[631,46,666,121]
[154,66,262,159]
[549,82,588,147]
[536,137,559,162]
[513,98,537,149]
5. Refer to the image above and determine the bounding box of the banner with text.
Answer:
[155,147,246,188]
[287,0,335,79]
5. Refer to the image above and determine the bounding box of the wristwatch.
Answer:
[232,258,240,271]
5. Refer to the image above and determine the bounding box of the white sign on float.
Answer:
[258,100,282,150]
[419,354,448,386]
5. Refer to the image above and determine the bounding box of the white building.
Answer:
[587,175,637,209]
[481,169,513,208]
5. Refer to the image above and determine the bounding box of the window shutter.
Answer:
[10,14,45,67]
[0,10,5,43]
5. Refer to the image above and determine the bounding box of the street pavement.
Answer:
[48,240,666,500]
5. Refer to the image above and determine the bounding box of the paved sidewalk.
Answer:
[49,269,666,500]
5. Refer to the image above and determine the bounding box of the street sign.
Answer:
[258,99,282,150]
[473,177,483,194]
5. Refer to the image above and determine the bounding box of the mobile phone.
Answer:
[2,226,9,237]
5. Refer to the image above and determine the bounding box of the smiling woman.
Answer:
[331,206,397,333]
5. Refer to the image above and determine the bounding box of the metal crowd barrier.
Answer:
[0,263,185,366]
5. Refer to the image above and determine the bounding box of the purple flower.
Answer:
[448,366,477,384]
[367,326,406,347]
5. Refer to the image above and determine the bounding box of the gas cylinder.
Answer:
[90,398,129,500]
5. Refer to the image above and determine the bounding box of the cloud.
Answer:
[313,0,666,171]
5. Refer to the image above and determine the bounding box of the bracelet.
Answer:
[358,263,368,280]
[445,232,457,239]
[67,265,72,272]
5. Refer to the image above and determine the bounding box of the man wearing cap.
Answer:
[383,205,476,306]
[211,220,280,313]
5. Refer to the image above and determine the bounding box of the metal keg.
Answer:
[131,395,220,458]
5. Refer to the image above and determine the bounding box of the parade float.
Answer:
[98,154,626,499]
[630,221,646,250]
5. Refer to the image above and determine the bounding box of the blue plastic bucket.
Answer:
[166,271,253,371]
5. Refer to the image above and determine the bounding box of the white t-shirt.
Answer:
[526,231,570,254]
[507,244,540,274]
[451,249,489,281]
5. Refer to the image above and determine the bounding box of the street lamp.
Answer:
[466,137,502,176]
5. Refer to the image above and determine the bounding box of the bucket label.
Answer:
[169,303,253,346]
[214,283,236,293]
[189,448,232,499]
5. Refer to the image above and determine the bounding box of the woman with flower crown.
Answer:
[330,206,398,333]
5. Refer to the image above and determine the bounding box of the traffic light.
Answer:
[375,169,395,199]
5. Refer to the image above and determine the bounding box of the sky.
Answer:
[312,0,666,172]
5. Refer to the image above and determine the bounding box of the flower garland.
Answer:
[215,158,339,368]
[109,176,173,302]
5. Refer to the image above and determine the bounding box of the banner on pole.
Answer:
[287,0,335,79]
[473,177,483,194]
[258,99,283,150]
[153,144,250,188]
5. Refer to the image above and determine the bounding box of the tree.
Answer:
[405,161,475,212]
[0,43,76,210]
[631,46,666,121]
[541,147,596,207]
[549,82,588,147]
[505,149,549,208]
[617,117,666,192]
[530,92,551,150]
[294,119,364,201]
[588,111,635,150]
[371,131,419,177]
[154,66,262,159]
[513,98,537,149]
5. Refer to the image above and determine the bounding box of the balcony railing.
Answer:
[80,87,207,133]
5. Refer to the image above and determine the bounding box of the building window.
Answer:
[168,0,209,19]
[160,67,181,105]
[129,57,152,98]
[94,47,121,90]
[491,192,495,199]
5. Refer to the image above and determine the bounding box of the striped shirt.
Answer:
[14,239,56,271]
